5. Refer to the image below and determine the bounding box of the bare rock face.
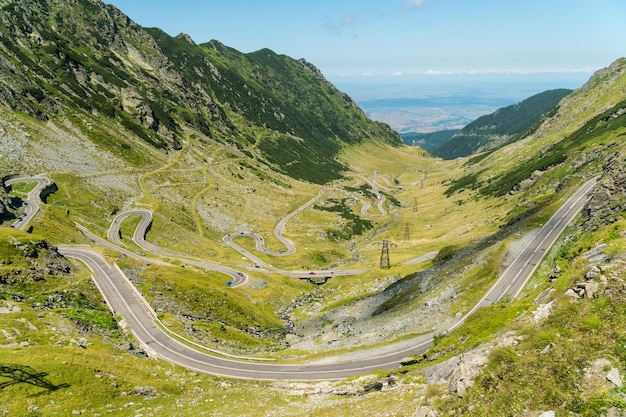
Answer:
[0,183,15,220]
[422,355,460,385]
[447,332,523,397]
[607,367,623,388]
[582,358,614,400]
[422,332,522,398]
[448,348,491,397]
[0,239,72,285]
[583,153,626,230]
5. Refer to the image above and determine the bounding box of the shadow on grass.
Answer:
[0,364,69,396]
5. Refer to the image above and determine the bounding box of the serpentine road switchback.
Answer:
[5,175,597,380]
[6,176,53,230]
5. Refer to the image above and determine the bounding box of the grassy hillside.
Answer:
[1,0,626,416]
[433,88,572,159]
[0,0,401,185]
[446,60,626,200]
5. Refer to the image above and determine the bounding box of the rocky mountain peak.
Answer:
[176,32,195,45]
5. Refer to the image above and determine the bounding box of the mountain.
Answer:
[0,0,400,184]
[446,58,626,198]
[2,0,626,415]
[431,88,572,159]
[401,129,460,152]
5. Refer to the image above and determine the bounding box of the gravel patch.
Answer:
[0,113,138,194]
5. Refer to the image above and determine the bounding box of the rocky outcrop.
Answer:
[422,332,523,398]
[581,358,623,400]
[565,242,616,301]
[582,153,626,230]
[0,238,71,285]
[0,184,13,220]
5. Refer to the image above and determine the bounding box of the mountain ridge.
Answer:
[446,58,626,198]
[2,0,626,415]
[0,0,400,183]
[430,88,572,159]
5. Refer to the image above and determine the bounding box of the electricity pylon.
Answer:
[377,240,397,269]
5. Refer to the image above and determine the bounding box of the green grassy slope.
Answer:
[1,1,626,416]
[401,129,460,152]
[447,59,626,199]
[0,0,400,185]
[433,88,572,160]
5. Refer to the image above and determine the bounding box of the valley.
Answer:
[1,1,626,415]
[3,171,597,381]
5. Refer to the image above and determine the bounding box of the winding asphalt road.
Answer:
[6,176,53,230]
[106,209,250,287]
[7,175,597,380]
[221,187,390,277]
[58,246,435,380]
[104,207,365,283]
[63,178,597,380]
[447,177,597,334]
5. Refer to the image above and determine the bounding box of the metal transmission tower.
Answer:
[380,240,390,269]
[413,197,418,212]
[404,223,410,242]
[377,240,396,269]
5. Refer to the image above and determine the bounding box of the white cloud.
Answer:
[324,13,359,34]
[401,0,426,11]
[422,68,595,76]
[343,13,358,25]
[328,67,594,81]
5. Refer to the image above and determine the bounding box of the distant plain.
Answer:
[335,72,593,133]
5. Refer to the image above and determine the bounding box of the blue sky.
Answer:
[106,0,625,87]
